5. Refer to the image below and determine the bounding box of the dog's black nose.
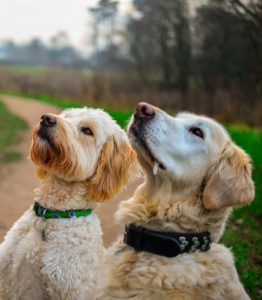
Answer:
[134,102,156,120]
[40,114,56,127]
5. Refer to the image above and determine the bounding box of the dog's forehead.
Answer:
[176,112,210,124]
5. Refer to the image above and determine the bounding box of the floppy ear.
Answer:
[88,135,138,202]
[203,141,255,210]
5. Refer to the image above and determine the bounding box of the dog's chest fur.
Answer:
[99,187,246,300]
[0,209,103,300]
[100,239,241,300]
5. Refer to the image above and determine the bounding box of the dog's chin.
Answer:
[36,127,58,153]
[128,126,165,176]
[30,127,60,167]
[31,137,76,181]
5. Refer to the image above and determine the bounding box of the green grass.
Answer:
[0,92,261,298]
[222,125,262,299]
[32,93,133,128]
[0,100,28,162]
[0,91,133,128]
[0,64,47,75]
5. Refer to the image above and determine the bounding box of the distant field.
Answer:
[0,100,28,162]
[0,94,261,299]
[1,64,261,127]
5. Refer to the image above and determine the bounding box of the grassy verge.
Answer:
[0,100,28,162]
[222,125,262,299]
[0,91,133,128]
[1,92,261,298]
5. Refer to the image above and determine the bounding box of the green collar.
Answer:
[34,202,92,219]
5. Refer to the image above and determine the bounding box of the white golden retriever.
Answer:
[99,103,255,300]
[0,108,137,300]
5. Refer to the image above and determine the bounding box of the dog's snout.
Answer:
[135,102,156,120]
[40,114,56,127]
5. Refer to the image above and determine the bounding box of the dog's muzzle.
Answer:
[129,102,156,144]
[134,102,156,121]
[40,114,57,128]
[37,114,56,140]
[130,102,156,130]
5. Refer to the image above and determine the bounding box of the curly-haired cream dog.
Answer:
[99,103,255,300]
[0,108,137,300]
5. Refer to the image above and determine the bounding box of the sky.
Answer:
[0,0,131,51]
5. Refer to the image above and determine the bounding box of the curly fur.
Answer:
[0,107,137,300]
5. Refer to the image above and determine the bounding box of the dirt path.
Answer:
[0,95,140,247]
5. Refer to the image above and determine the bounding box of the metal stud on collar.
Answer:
[178,234,211,253]
[191,245,197,252]
[178,236,189,251]
[180,244,186,251]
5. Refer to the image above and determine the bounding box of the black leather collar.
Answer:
[124,223,212,258]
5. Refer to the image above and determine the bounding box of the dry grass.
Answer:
[0,65,261,127]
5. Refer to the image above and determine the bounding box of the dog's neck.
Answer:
[116,175,231,243]
[34,174,99,211]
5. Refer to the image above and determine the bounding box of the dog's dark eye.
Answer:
[81,127,93,136]
[189,127,204,139]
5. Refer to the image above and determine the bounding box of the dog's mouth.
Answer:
[129,126,165,175]
[36,126,58,153]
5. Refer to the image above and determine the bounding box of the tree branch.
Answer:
[231,0,262,27]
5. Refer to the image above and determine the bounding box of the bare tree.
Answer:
[128,0,191,91]
[89,0,119,54]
